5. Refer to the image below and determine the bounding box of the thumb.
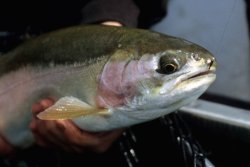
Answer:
[32,98,55,115]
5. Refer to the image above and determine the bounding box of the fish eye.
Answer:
[156,56,180,74]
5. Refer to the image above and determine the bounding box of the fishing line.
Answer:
[215,0,238,56]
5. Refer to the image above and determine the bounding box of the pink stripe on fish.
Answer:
[96,60,139,108]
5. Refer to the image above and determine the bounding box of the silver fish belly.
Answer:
[0,25,216,148]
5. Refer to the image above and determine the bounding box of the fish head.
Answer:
[111,37,217,120]
[147,44,216,99]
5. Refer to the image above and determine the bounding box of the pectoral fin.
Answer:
[37,96,109,120]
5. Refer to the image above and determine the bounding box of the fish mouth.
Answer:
[187,61,217,80]
[177,69,216,88]
[187,70,215,80]
[160,68,216,94]
[171,69,216,93]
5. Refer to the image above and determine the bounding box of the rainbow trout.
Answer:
[0,25,216,148]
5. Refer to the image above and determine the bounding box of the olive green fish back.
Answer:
[0,25,197,77]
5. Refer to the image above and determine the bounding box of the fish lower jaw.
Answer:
[176,72,216,90]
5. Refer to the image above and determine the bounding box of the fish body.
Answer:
[0,25,216,148]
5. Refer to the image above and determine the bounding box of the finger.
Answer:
[40,98,55,109]
[31,98,102,148]
[32,132,51,148]
[32,98,55,115]
[62,122,101,146]
[31,103,43,115]
[63,122,124,152]
[30,119,55,148]
[0,136,15,156]
[31,98,74,150]
[90,129,124,153]
[30,120,68,148]
[43,121,101,153]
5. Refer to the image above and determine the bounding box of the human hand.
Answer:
[101,21,123,27]
[30,98,124,153]
[0,135,15,156]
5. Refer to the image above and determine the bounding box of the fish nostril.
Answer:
[207,58,214,69]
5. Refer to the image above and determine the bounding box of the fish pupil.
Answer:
[163,64,176,73]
